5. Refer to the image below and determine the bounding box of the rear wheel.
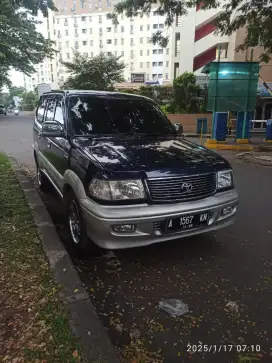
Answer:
[36,165,51,193]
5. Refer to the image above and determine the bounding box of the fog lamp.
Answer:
[221,206,233,216]
[112,224,136,233]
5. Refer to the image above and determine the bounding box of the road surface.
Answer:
[1,114,271,363]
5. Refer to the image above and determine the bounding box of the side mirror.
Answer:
[42,121,64,137]
[174,123,184,135]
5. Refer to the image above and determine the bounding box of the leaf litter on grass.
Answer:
[0,153,82,363]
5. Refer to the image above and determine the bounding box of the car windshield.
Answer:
[68,95,176,136]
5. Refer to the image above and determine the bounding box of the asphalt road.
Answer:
[1,115,271,363]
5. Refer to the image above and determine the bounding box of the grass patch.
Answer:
[0,153,82,362]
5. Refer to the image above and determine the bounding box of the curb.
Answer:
[10,160,121,363]
[236,152,272,167]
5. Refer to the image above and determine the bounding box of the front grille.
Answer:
[147,173,216,203]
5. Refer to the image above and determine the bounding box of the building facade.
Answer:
[22,0,272,92]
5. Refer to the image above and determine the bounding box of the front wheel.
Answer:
[66,190,90,255]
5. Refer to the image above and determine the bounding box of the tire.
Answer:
[65,190,90,256]
[36,165,52,193]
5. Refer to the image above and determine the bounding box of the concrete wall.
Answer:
[167,113,212,133]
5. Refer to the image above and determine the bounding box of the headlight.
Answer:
[217,170,233,190]
[89,178,146,201]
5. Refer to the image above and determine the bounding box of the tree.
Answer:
[62,53,125,90]
[172,72,202,113]
[0,0,56,89]
[108,0,272,61]
[21,91,39,110]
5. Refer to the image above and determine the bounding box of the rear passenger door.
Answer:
[43,95,70,192]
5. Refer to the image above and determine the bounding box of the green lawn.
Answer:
[0,153,82,363]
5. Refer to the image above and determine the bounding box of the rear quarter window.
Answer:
[36,97,47,123]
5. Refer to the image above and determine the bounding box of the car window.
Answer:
[45,98,56,122]
[36,97,47,123]
[68,96,175,135]
[54,97,64,125]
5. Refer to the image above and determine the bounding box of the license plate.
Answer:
[166,212,210,233]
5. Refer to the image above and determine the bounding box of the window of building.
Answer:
[83,52,88,57]
[107,27,111,32]
[158,61,163,66]
[130,38,134,45]
[107,52,112,56]
[75,41,79,48]
[166,48,169,55]
[146,62,150,68]
[81,0,86,8]
[81,16,86,21]
[99,15,102,23]
[153,11,159,16]
[121,51,124,56]
[121,38,124,45]
[82,29,87,34]
[114,39,117,45]
[130,50,134,57]
[90,40,93,46]
[146,74,149,80]
[107,39,112,44]
[153,24,158,29]
[130,25,134,33]
[140,25,143,31]
[158,74,163,79]
[153,49,157,54]
[66,41,69,47]
[83,41,87,46]
[114,26,117,33]
[65,30,68,36]
[121,26,124,32]
[90,28,92,34]
[89,16,92,22]
[159,23,164,29]
[140,62,143,68]
[147,25,150,30]
[91,52,94,57]
[152,74,157,80]
[147,49,150,55]
[166,61,169,67]
[140,37,143,44]
[66,53,70,59]
[106,0,111,6]
[57,19,59,24]
[158,49,163,54]
[165,73,168,80]
[152,62,158,66]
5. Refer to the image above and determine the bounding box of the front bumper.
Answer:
[80,189,239,249]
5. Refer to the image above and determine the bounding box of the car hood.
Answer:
[74,135,230,178]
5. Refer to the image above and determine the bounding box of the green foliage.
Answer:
[172,72,203,113]
[0,0,56,88]
[62,53,125,90]
[109,0,272,62]
[21,91,39,110]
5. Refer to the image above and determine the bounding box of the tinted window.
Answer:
[36,97,47,123]
[45,98,56,121]
[69,96,175,135]
[54,97,64,125]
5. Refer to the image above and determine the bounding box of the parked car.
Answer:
[0,104,7,115]
[33,90,239,253]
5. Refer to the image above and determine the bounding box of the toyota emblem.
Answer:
[181,182,193,192]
